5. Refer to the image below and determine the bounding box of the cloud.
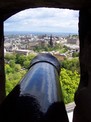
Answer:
[4,8,79,33]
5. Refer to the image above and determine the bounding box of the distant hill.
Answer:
[4,31,78,37]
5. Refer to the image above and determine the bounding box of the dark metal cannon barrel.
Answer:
[0,53,69,122]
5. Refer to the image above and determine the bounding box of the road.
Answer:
[66,102,75,122]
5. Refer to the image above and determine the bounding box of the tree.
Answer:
[61,58,80,73]
[5,64,13,73]
[5,53,16,61]
[49,35,53,47]
[60,68,80,104]
[14,64,21,71]
[5,53,80,104]
[6,70,26,95]
[27,54,36,62]
[23,60,30,69]
[9,60,15,68]
[15,54,27,66]
[72,52,79,57]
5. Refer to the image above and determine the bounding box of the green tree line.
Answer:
[34,44,68,53]
[5,53,36,95]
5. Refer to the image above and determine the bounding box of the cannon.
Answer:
[0,53,69,122]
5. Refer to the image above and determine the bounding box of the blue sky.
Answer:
[4,8,79,33]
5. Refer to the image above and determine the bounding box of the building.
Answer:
[67,38,79,45]
[14,49,35,55]
[53,53,67,61]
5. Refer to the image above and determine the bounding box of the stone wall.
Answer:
[0,0,91,20]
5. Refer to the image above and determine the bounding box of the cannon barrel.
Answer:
[0,53,69,122]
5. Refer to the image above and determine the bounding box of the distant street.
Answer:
[66,102,75,122]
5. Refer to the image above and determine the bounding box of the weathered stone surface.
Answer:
[73,9,91,122]
[0,22,5,104]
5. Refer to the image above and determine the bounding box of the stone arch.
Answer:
[0,0,90,20]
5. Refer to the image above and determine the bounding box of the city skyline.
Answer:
[4,8,79,34]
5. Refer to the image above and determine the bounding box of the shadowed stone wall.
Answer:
[0,21,5,104]
[73,9,91,122]
[0,0,91,20]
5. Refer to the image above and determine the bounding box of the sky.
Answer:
[4,7,79,34]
